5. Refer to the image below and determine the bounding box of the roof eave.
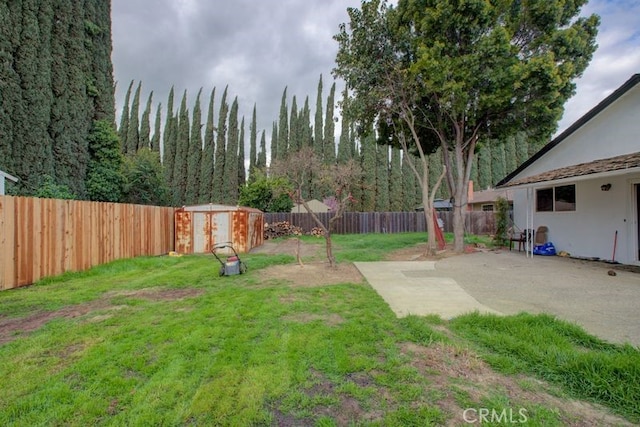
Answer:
[497,74,640,187]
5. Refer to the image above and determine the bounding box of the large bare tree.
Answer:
[270,147,362,267]
[334,0,599,252]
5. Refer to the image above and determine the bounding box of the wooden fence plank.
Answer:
[264,211,496,236]
[0,196,16,290]
[0,196,175,290]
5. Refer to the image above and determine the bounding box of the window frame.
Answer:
[536,184,576,212]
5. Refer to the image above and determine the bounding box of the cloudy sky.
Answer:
[111,0,640,146]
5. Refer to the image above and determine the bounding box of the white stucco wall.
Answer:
[512,173,640,265]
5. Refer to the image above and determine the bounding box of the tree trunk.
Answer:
[325,233,335,267]
[451,140,470,253]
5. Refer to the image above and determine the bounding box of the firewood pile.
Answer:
[263,221,303,240]
[309,227,325,238]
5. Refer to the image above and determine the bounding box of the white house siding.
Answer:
[512,172,640,265]
[512,84,640,179]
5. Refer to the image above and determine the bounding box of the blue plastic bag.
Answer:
[533,242,556,256]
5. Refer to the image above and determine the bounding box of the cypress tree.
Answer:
[337,88,351,163]
[504,134,517,175]
[301,96,312,148]
[414,157,424,210]
[119,80,133,153]
[323,82,336,163]
[289,95,299,152]
[185,88,202,205]
[490,141,506,187]
[401,151,417,211]
[139,90,153,151]
[389,147,402,211]
[360,128,376,211]
[223,97,239,204]
[248,104,257,182]
[84,0,115,122]
[126,81,141,154]
[199,88,215,202]
[257,130,267,170]
[469,153,479,190]
[13,0,54,193]
[212,86,229,203]
[172,90,189,205]
[151,103,161,152]
[477,142,492,190]
[515,131,529,165]
[48,0,73,191]
[314,74,323,158]
[162,87,176,185]
[0,1,19,176]
[238,116,246,189]
[66,0,93,196]
[350,122,358,164]
[270,121,278,164]
[375,143,389,212]
[276,87,288,160]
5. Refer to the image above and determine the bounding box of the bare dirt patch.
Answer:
[258,262,365,287]
[250,238,324,258]
[385,242,485,261]
[0,287,204,345]
[109,287,204,301]
[400,342,633,426]
[282,313,345,326]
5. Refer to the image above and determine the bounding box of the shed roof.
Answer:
[0,170,19,182]
[499,151,640,188]
[179,204,262,213]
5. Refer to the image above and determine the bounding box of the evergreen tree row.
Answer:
[0,0,115,196]
[115,74,545,210]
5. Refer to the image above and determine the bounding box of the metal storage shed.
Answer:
[175,204,264,254]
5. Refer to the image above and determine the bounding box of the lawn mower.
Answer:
[211,242,247,276]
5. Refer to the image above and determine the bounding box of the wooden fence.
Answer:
[264,211,496,236]
[0,196,175,290]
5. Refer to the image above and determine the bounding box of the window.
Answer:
[536,185,575,212]
[554,184,576,211]
[481,204,494,212]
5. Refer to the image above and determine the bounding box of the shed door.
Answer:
[211,212,232,254]
[193,212,207,253]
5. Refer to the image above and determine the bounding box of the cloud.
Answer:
[112,0,640,144]
[556,0,640,134]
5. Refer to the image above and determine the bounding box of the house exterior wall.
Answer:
[511,84,640,180]
[512,173,640,264]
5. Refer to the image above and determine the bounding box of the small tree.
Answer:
[86,120,125,202]
[271,147,362,267]
[35,175,77,200]
[238,172,293,212]
[123,148,170,206]
[493,197,510,247]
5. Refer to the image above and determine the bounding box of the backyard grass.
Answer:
[1,232,638,425]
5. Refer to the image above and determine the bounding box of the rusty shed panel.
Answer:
[210,211,231,253]
[232,211,248,253]
[175,210,192,253]
[175,205,263,254]
[249,212,264,250]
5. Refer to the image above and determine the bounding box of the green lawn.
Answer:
[1,233,638,426]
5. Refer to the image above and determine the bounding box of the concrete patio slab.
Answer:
[356,252,640,347]
[354,261,501,319]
